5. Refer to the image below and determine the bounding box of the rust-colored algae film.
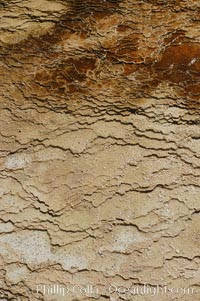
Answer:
[0,0,200,300]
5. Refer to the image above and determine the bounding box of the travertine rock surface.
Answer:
[0,0,200,300]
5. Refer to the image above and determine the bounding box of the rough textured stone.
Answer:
[0,0,200,300]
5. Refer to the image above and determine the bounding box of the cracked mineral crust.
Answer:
[0,0,200,300]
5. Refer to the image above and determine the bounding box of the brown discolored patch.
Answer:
[153,43,200,91]
[117,25,132,33]
[154,43,200,71]
[108,34,139,63]
[0,27,66,61]
[134,43,200,108]
[123,64,138,76]
[120,40,200,109]
[163,31,185,45]
[34,56,97,94]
